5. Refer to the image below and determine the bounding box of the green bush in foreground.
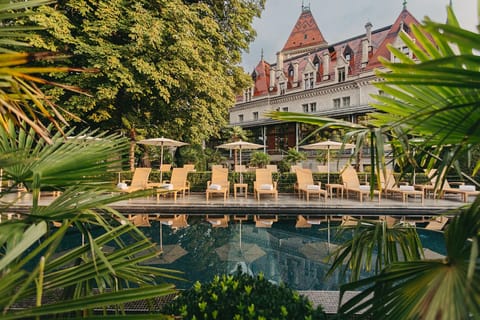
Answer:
[163,271,326,319]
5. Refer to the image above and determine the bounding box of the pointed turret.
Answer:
[281,6,327,56]
[252,58,271,97]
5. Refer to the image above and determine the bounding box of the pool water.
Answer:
[131,216,446,291]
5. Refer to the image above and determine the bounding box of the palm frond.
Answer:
[328,219,424,282]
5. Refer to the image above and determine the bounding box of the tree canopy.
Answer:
[28,0,265,143]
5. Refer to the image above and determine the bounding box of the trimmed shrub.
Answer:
[163,271,326,319]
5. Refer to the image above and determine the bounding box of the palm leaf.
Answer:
[338,191,480,319]
[0,122,182,316]
[2,285,176,320]
[328,219,424,282]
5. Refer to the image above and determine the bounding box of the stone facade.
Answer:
[230,5,421,157]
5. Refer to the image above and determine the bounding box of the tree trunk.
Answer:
[129,141,136,171]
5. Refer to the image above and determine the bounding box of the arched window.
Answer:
[313,55,321,70]
[344,46,353,62]
[288,64,294,78]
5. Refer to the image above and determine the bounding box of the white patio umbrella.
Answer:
[301,140,355,184]
[137,137,188,182]
[216,140,265,183]
[216,140,265,165]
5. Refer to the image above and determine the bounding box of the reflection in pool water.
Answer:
[131,215,446,290]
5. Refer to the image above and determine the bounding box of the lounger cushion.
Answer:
[117,182,128,190]
[358,185,370,191]
[459,185,476,191]
[399,185,415,191]
[306,184,321,190]
[161,183,174,190]
[260,184,274,190]
[209,184,222,190]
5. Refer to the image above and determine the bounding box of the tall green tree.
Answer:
[0,1,180,317]
[28,0,265,144]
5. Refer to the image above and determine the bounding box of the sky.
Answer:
[241,0,478,72]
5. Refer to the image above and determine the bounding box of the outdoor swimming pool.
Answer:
[129,215,446,291]
[55,214,446,291]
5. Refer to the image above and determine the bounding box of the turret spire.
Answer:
[402,0,407,10]
[301,0,310,12]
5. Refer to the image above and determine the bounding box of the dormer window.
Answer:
[244,87,253,102]
[393,45,412,62]
[279,82,286,95]
[251,71,257,82]
[337,67,346,82]
[304,72,315,89]
[345,52,351,61]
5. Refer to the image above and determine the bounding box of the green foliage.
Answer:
[28,0,265,144]
[205,148,228,169]
[249,151,270,168]
[284,148,307,164]
[328,219,424,282]
[278,148,307,172]
[162,271,326,319]
[339,198,480,320]
[0,0,92,143]
[223,125,249,142]
[0,122,180,318]
[178,144,206,170]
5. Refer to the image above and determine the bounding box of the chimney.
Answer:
[293,61,299,85]
[322,51,330,80]
[269,68,276,90]
[365,21,372,44]
[276,52,284,77]
[361,38,369,68]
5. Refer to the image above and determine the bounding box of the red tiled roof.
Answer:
[366,9,422,70]
[238,7,424,102]
[282,9,327,52]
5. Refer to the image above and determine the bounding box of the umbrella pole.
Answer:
[239,148,243,184]
[160,145,164,183]
[327,147,330,184]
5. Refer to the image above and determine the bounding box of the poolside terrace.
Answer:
[7,190,468,218]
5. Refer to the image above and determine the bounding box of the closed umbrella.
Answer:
[137,137,188,182]
[301,140,355,184]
